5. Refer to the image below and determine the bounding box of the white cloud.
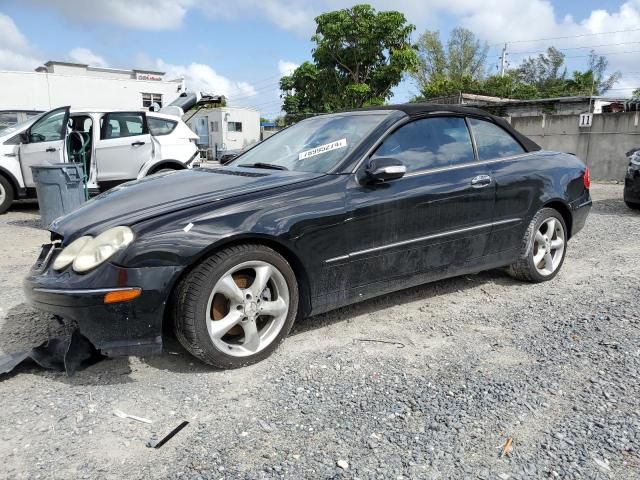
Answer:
[68,47,109,68]
[31,0,194,30]
[154,59,257,98]
[0,13,42,71]
[17,0,640,96]
[278,60,299,76]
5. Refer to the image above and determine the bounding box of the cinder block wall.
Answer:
[510,112,640,181]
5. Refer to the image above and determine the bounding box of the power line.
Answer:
[490,27,640,47]
[509,40,640,56]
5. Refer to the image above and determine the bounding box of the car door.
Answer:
[343,115,496,290]
[95,111,153,186]
[466,117,531,256]
[17,106,70,188]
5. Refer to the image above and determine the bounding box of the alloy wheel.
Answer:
[205,260,290,357]
[532,217,565,276]
[0,183,5,205]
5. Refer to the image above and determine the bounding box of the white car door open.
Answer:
[95,112,153,185]
[18,106,70,188]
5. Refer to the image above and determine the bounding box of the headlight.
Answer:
[52,235,93,271]
[72,226,135,273]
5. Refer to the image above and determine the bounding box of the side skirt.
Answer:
[309,249,518,316]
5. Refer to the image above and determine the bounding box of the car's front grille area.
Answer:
[32,243,61,272]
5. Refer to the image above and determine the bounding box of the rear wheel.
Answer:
[0,175,15,214]
[625,200,640,210]
[508,208,567,283]
[172,244,299,368]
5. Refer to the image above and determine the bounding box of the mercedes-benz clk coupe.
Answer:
[24,104,592,368]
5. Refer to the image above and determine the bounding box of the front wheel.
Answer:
[508,208,567,283]
[0,175,15,214]
[625,200,640,210]
[172,244,299,368]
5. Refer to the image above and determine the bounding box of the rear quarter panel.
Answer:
[487,150,588,254]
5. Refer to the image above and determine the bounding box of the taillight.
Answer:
[583,167,591,189]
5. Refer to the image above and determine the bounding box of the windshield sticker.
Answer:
[298,138,347,161]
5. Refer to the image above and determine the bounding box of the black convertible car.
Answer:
[24,104,592,368]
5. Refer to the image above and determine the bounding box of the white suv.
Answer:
[0,106,199,213]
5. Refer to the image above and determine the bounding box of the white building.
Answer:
[188,107,261,158]
[0,61,185,115]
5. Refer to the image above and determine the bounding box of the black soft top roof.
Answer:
[356,103,541,152]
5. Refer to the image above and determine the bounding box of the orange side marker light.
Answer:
[104,288,142,304]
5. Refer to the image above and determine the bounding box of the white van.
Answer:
[0,106,200,213]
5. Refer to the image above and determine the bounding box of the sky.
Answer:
[1,0,640,119]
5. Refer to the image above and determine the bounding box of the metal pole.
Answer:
[500,44,508,77]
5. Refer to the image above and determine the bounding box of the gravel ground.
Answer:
[0,184,638,480]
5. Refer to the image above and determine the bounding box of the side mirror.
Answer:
[19,132,29,144]
[364,157,406,183]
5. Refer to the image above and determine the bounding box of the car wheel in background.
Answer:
[508,208,568,283]
[0,176,15,214]
[625,200,640,210]
[172,244,299,368]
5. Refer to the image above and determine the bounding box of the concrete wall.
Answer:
[0,70,183,111]
[510,112,640,180]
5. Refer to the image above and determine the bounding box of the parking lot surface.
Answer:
[0,183,638,479]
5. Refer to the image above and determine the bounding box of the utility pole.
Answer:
[500,43,508,77]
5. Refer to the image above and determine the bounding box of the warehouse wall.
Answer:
[0,70,182,111]
[510,112,640,180]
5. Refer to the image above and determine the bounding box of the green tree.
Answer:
[516,47,567,97]
[411,27,488,97]
[280,4,417,117]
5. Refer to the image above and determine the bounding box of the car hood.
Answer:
[50,167,325,238]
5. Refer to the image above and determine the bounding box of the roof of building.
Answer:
[42,60,165,76]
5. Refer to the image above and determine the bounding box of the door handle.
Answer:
[45,147,57,152]
[131,141,145,146]
[4,153,16,157]
[471,175,492,188]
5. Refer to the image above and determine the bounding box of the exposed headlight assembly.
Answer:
[52,235,92,271]
[53,226,134,273]
[73,226,135,273]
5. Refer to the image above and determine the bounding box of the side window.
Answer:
[468,118,525,161]
[29,109,66,143]
[372,117,475,173]
[4,133,22,146]
[148,117,177,136]
[0,112,18,130]
[102,113,146,140]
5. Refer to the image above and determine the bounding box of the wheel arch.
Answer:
[163,233,313,335]
[146,160,186,175]
[543,199,573,239]
[0,167,20,197]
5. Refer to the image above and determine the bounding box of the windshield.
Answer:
[229,112,389,173]
[0,112,44,137]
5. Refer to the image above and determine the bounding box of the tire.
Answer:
[625,200,640,210]
[172,244,299,368]
[507,208,568,283]
[0,175,15,214]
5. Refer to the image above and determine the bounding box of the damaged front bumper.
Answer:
[24,247,182,357]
